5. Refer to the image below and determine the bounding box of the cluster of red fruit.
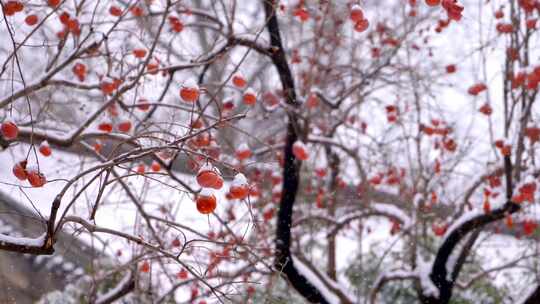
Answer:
[425,0,464,21]
[433,18,451,33]
[496,22,514,34]
[522,219,538,236]
[420,120,451,137]
[3,1,40,26]
[100,77,123,95]
[504,215,539,236]
[132,48,147,59]
[305,93,319,109]
[72,63,87,82]
[262,91,281,110]
[1,120,18,141]
[194,164,251,215]
[482,188,495,214]
[3,1,24,16]
[243,88,257,106]
[228,173,250,201]
[468,83,487,96]
[510,67,540,91]
[292,5,310,22]
[432,221,448,236]
[385,105,399,123]
[504,214,539,236]
[109,4,147,19]
[481,170,502,215]
[494,139,512,156]
[478,103,493,116]
[217,73,258,113]
[222,73,259,112]
[93,89,143,136]
[292,141,309,161]
[367,167,406,187]
[133,159,164,175]
[446,64,457,73]
[525,127,540,143]
[506,47,520,61]
[180,79,200,103]
[57,11,81,39]
[97,119,132,134]
[3,121,50,187]
[5,0,61,14]
[419,120,457,153]
[235,143,252,161]
[289,3,369,32]
[12,161,47,188]
[495,7,538,32]
[512,178,537,204]
[129,5,144,17]
[168,16,184,33]
[350,4,369,32]
[108,5,123,17]
[232,73,258,107]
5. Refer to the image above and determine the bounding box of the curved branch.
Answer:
[424,149,517,304]
[425,201,519,303]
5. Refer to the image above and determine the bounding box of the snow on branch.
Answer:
[0,232,46,247]
[95,271,135,304]
[291,256,341,304]
[417,255,440,299]
[441,210,482,243]
[0,231,52,255]
[371,203,413,229]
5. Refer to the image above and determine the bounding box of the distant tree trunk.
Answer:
[326,149,340,280]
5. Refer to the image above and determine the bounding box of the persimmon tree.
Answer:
[2,0,540,303]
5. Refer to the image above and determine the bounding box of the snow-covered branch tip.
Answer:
[0,232,52,255]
